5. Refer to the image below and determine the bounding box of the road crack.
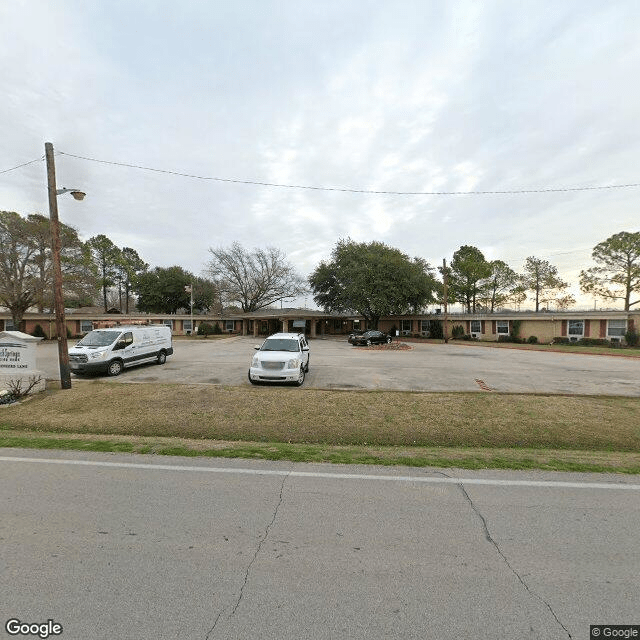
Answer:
[205,470,290,639]
[429,470,572,639]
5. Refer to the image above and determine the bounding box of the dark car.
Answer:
[351,330,392,346]
[347,330,365,344]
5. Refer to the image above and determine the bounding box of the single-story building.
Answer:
[1,308,638,344]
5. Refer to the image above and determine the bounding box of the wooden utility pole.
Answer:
[442,258,449,344]
[45,142,72,389]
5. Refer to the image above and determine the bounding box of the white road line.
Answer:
[1,455,639,490]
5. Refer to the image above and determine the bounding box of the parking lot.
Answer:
[36,336,640,396]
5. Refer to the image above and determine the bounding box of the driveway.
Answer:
[36,337,640,396]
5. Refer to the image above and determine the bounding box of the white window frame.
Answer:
[4,319,16,331]
[183,319,193,333]
[607,319,626,338]
[163,320,174,330]
[471,320,481,334]
[568,320,584,337]
[496,321,509,335]
[80,320,93,334]
[225,320,234,332]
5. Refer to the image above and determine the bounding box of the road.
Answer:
[2,449,639,639]
[37,336,640,395]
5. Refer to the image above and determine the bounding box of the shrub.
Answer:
[625,328,639,347]
[552,337,570,345]
[197,322,215,336]
[32,324,46,338]
[213,322,223,335]
[527,335,538,344]
[451,325,465,339]
[577,338,609,347]
[428,321,443,340]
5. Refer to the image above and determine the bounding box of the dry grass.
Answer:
[1,382,639,452]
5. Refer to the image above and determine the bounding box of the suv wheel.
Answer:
[294,366,305,387]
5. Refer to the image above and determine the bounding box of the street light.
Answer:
[45,142,85,390]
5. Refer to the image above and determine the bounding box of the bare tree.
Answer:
[206,242,308,312]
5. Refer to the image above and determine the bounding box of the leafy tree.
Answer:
[308,239,438,329]
[87,235,122,312]
[449,245,492,312]
[521,256,569,312]
[0,211,96,328]
[207,242,308,312]
[134,266,217,314]
[479,260,519,312]
[579,231,640,310]
[25,213,96,312]
[116,247,148,313]
[0,211,37,328]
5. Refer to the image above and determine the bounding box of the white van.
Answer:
[69,325,173,376]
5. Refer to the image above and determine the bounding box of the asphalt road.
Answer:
[1,449,639,640]
[36,336,640,395]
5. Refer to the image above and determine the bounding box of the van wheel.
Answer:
[294,366,305,387]
[157,350,167,365]
[107,360,123,376]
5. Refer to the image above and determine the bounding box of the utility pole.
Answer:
[45,142,72,389]
[442,258,449,344]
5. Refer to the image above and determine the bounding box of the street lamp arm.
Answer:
[56,187,86,200]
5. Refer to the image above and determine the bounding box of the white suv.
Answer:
[248,332,310,386]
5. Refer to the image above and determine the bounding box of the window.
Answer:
[4,319,16,331]
[568,320,584,337]
[163,320,174,330]
[471,320,481,334]
[607,319,626,337]
[225,320,234,332]
[401,320,412,333]
[333,319,342,330]
[183,319,193,332]
[80,320,93,333]
[497,321,509,335]
[420,320,430,334]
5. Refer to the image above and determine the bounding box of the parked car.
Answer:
[347,330,365,344]
[69,325,173,376]
[248,332,310,386]
[351,330,392,346]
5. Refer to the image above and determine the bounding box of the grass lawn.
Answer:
[1,382,639,473]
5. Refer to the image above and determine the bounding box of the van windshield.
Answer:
[76,331,121,347]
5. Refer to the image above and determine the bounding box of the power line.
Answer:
[0,156,44,175]
[58,150,640,196]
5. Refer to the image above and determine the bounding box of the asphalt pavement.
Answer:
[1,449,639,639]
[36,336,640,395]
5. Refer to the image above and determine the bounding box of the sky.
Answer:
[1,0,639,311]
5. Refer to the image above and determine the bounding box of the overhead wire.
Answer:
[57,150,640,196]
[0,156,44,175]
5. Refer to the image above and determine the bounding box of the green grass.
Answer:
[1,382,639,473]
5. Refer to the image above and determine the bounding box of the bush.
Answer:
[552,337,570,345]
[577,338,609,347]
[527,335,538,344]
[625,328,639,347]
[31,324,47,338]
[428,321,443,340]
[213,322,223,335]
[197,322,215,336]
[451,325,465,339]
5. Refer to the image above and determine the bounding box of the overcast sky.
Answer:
[1,0,639,310]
